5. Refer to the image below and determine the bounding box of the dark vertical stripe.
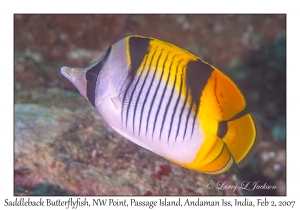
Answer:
[132,54,149,134]
[86,71,98,107]
[176,71,189,140]
[152,52,170,138]
[126,72,142,130]
[129,36,151,72]
[122,37,150,125]
[121,85,130,123]
[86,46,111,107]
[185,59,213,108]
[190,104,198,138]
[145,50,163,135]
[183,97,193,139]
[168,59,184,141]
[138,48,158,135]
[184,59,213,138]
[159,55,175,139]
[122,82,133,123]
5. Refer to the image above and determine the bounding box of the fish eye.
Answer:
[86,72,97,82]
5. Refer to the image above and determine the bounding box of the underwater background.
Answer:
[14,14,286,196]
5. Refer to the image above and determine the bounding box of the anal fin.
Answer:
[179,134,233,174]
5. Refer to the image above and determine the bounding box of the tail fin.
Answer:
[221,113,261,167]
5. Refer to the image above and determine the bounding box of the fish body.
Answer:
[61,35,260,174]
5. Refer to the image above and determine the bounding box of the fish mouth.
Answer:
[60,66,86,83]
[60,66,89,100]
[60,66,71,77]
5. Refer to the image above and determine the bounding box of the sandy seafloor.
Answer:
[14,14,286,196]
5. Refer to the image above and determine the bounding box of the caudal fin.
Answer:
[221,113,261,168]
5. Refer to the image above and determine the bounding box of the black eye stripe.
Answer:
[86,72,97,82]
[86,46,112,107]
[87,79,96,107]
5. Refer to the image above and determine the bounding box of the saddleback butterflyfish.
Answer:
[61,35,260,174]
